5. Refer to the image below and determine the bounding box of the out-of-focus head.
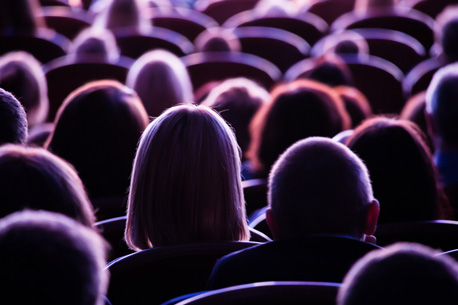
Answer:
[69,27,120,62]
[435,5,458,62]
[322,31,369,57]
[126,49,193,117]
[0,51,48,126]
[194,28,241,53]
[46,80,149,200]
[334,85,372,128]
[0,210,108,305]
[0,0,45,35]
[300,55,354,87]
[248,79,351,177]
[94,0,151,34]
[346,117,445,224]
[0,145,95,226]
[126,104,250,250]
[0,88,28,145]
[254,0,298,16]
[268,137,377,240]
[426,62,458,149]
[201,77,268,157]
[338,243,458,305]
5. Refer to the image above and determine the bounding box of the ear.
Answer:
[266,207,280,240]
[364,199,380,236]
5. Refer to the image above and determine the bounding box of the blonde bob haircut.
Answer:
[126,104,250,250]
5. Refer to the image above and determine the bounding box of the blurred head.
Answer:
[426,63,458,150]
[346,117,445,224]
[435,5,458,62]
[0,51,48,126]
[322,31,369,58]
[46,80,149,200]
[0,0,45,35]
[201,77,268,157]
[69,27,120,62]
[302,55,354,87]
[0,88,27,145]
[126,50,193,117]
[0,210,108,305]
[0,145,95,226]
[267,137,378,240]
[126,104,250,250]
[248,79,351,177]
[338,243,458,305]
[194,28,241,53]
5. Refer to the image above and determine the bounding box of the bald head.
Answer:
[268,137,376,240]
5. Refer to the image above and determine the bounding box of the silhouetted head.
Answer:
[248,79,351,177]
[346,117,445,224]
[301,55,354,87]
[46,80,149,200]
[70,27,120,62]
[338,243,458,305]
[0,210,108,305]
[126,104,250,250]
[194,28,241,52]
[0,145,95,226]
[267,137,378,240]
[126,50,193,117]
[0,88,27,145]
[435,5,458,62]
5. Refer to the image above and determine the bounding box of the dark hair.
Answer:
[0,145,95,227]
[0,88,27,145]
[248,79,351,177]
[346,117,448,223]
[0,210,108,305]
[46,80,149,200]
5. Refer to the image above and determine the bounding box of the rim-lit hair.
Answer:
[69,27,120,62]
[248,79,351,176]
[126,49,193,117]
[0,51,49,126]
[126,104,250,250]
[0,88,28,145]
[0,145,95,227]
[0,210,108,305]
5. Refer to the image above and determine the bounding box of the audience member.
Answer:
[0,88,27,145]
[69,27,120,62]
[207,137,380,288]
[321,31,369,60]
[0,210,108,305]
[426,62,458,218]
[126,49,193,117]
[201,77,268,158]
[300,55,354,87]
[46,80,149,218]
[194,28,241,53]
[246,79,351,178]
[433,5,458,62]
[0,0,46,35]
[338,243,458,305]
[0,51,49,127]
[0,145,95,226]
[125,104,250,250]
[346,117,450,224]
[334,85,372,128]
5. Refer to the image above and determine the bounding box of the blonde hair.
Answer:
[126,104,249,250]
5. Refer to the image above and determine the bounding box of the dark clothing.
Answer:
[207,235,381,289]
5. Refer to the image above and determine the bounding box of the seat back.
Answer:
[242,178,268,218]
[182,52,282,92]
[107,241,261,305]
[195,0,260,24]
[402,58,442,98]
[171,281,341,305]
[44,55,133,122]
[376,220,458,251]
[40,6,92,40]
[224,12,328,46]
[307,0,355,25]
[411,0,458,18]
[233,27,309,72]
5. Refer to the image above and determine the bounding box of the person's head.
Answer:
[0,51,48,126]
[46,80,149,200]
[300,55,354,87]
[435,5,458,63]
[266,137,379,240]
[194,28,241,53]
[0,145,95,226]
[334,85,372,128]
[126,49,193,117]
[94,0,151,34]
[0,88,27,145]
[346,117,446,224]
[338,243,458,305]
[69,27,120,62]
[126,104,250,250]
[201,77,268,157]
[0,0,45,35]
[426,63,458,150]
[0,210,108,305]
[248,79,351,177]
[322,31,369,58]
